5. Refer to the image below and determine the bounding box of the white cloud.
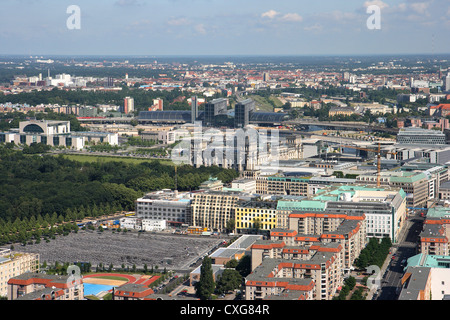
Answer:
[304,23,323,32]
[261,10,280,19]
[167,17,190,26]
[115,0,143,6]
[364,0,389,10]
[410,2,430,14]
[195,23,206,35]
[281,13,303,22]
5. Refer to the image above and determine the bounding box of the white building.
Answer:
[142,219,167,232]
[0,120,118,150]
[135,189,192,224]
[119,217,142,230]
[231,178,257,193]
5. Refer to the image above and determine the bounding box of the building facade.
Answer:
[0,249,39,298]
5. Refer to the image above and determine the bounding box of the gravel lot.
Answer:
[10,229,226,271]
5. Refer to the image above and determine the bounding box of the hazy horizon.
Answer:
[1,0,449,56]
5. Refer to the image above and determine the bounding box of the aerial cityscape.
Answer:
[1,0,450,308]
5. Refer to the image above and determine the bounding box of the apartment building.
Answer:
[189,190,255,232]
[0,249,39,298]
[401,254,450,300]
[234,200,279,234]
[113,283,154,300]
[398,266,432,300]
[8,272,83,300]
[246,241,343,300]
[284,212,366,271]
[419,207,450,256]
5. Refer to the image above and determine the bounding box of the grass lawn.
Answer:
[244,94,284,112]
[59,153,174,166]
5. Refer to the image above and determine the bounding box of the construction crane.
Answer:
[339,142,397,187]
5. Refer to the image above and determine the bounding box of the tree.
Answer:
[344,276,356,290]
[236,255,251,277]
[225,219,235,234]
[225,259,238,269]
[215,269,242,294]
[195,256,215,300]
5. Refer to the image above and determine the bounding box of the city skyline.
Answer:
[1,0,449,56]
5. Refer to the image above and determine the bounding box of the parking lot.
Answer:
[12,229,227,271]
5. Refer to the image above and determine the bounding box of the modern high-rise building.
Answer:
[123,96,134,114]
[153,98,163,111]
[203,98,228,126]
[106,77,114,87]
[443,74,450,92]
[234,99,255,128]
[191,96,199,123]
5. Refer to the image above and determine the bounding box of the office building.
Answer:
[396,127,446,145]
[0,120,118,150]
[383,144,450,165]
[276,185,407,243]
[442,74,450,92]
[203,98,228,126]
[230,178,257,194]
[135,189,191,225]
[356,171,429,209]
[234,99,255,128]
[106,77,114,87]
[191,96,199,123]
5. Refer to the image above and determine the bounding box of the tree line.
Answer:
[0,146,239,238]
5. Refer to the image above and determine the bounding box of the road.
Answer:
[376,213,425,300]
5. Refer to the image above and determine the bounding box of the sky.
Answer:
[0,0,449,56]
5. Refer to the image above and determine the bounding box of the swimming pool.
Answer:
[84,283,115,296]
